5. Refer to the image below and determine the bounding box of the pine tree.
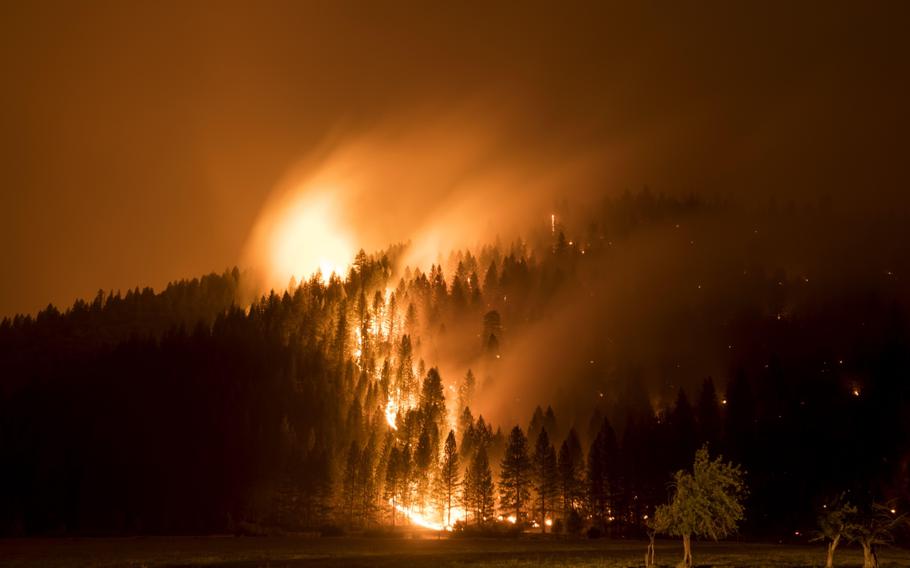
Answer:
[586,417,618,530]
[464,446,496,526]
[459,406,476,458]
[396,335,415,406]
[414,428,434,511]
[439,430,460,527]
[420,367,447,437]
[499,425,532,523]
[457,369,476,417]
[543,405,558,441]
[532,428,559,532]
[342,441,362,525]
[670,388,697,471]
[357,435,380,526]
[383,446,401,526]
[558,436,583,529]
[528,405,545,445]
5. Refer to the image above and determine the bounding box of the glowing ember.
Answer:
[545,518,553,527]
[507,514,517,524]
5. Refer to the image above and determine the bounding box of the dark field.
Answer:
[3,536,910,568]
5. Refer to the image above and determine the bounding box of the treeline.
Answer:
[1,191,908,537]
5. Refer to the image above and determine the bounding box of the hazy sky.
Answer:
[2,1,908,316]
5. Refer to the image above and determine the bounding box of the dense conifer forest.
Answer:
[2,191,908,538]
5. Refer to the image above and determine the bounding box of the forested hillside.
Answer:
[2,192,908,537]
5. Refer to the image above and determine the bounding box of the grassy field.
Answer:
[3,534,910,568]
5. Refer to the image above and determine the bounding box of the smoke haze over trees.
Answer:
[2,192,909,537]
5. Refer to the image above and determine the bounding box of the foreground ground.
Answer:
[3,535,910,568]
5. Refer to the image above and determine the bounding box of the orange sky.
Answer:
[1,1,908,316]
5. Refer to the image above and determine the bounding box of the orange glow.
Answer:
[267,191,352,286]
[243,166,356,291]
[388,499,464,531]
[389,499,444,531]
[385,399,398,430]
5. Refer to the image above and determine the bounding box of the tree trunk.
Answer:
[825,535,839,568]
[862,542,878,568]
[646,532,656,567]
[680,534,693,568]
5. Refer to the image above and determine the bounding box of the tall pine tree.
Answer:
[439,430,460,527]
[499,425,532,523]
[532,428,559,532]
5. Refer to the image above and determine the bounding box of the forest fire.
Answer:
[4,1,910,567]
[389,499,445,531]
[243,180,355,292]
[385,399,398,430]
[388,499,465,531]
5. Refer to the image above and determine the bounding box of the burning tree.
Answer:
[813,493,857,568]
[499,426,532,524]
[844,501,908,568]
[653,445,747,568]
[457,369,476,417]
[419,367,447,438]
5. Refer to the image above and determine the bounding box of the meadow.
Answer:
[3,535,910,568]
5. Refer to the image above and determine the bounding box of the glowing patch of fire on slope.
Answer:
[384,399,399,430]
[389,499,465,531]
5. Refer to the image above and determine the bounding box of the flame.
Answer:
[389,499,464,531]
[353,327,363,360]
[243,177,355,291]
[385,399,398,430]
[389,499,444,531]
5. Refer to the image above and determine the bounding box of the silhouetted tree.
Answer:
[532,429,559,532]
[464,446,495,526]
[439,430,460,527]
[558,428,585,530]
[499,426,532,523]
